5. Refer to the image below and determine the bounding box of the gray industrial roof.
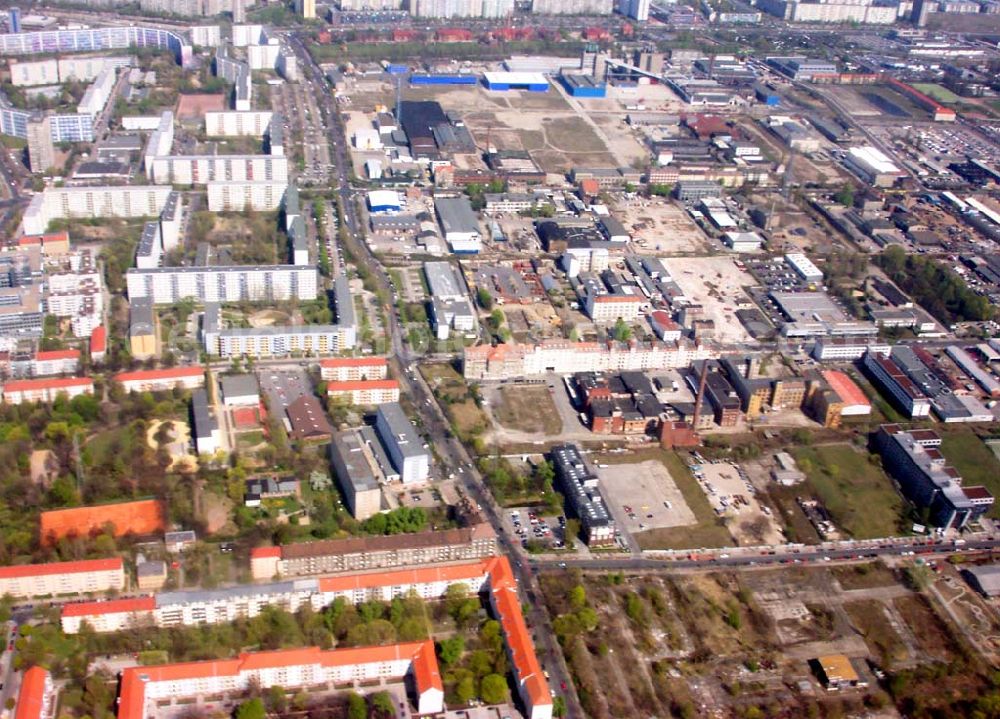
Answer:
[191,389,217,439]
[424,261,464,300]
[331,429,378,492]
[376,402,425,459]
[435,196,480,235]
[221,374,259,399]
[967,564,1000,596]
[129,297,155,337]
[334,274,356,329]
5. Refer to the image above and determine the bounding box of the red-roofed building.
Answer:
[90,325,107,364]
[117,643,444,719]
[578,178,600,201]
[684,114,730,140]
[32,349,81,377]
[821,370,872,416]
[93,557,551,719]
[60,596,157,633]
[0,557,125,600]
[18,231,70,256]
[14,667,53,719]
[114,367,205,393]
[2,377,93,404]
[649,310,682,341]
[327,379,400,405]
[319,356,388,382]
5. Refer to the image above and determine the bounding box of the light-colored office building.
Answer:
[375,403,430,485]
[22,185,174,235]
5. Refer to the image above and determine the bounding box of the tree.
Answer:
[476,287,494,310]
[569,585,587,610]
[835,183,855,208]
[455,675,476,704]
[346,692,367,719]
[370,691,394,715]
[479,674,508,705]
[612,317,632,343]
[553,695,568,717]
[438,636,465,666]
[234,698,265,719]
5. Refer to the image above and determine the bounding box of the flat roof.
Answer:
[331,429,378,493]
[220,374,259,398]
[424,261,464,300]
[376,402,424,459]
[483,71,549,85]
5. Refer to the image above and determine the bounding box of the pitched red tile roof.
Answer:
[62,596,155,618]
[3,377,92,393]
[90,326,107,354]
[319,357,387,368]
[0,557,122,581]
[15,667,49,719]
[326,379,400,392]
[35,349,81,362]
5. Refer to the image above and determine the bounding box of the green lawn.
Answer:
[939,433,1000,518]
[911,83,960,105]
[791,444,907,539]
[606,449,733,550]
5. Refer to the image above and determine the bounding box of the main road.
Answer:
[287,33,584,717]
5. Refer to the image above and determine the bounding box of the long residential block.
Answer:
[0,557,125,600]
[22,186,174,235]
[2,376,93,404]
[126,265,318,304]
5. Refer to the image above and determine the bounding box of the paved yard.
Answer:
[597,460,696,534]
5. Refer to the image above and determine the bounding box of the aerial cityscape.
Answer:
[2,0,1000,717]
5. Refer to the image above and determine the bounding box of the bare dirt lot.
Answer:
[695,461,784,546]
[614,196,712,255]
[663,256,759,344]
[597,460,696,533]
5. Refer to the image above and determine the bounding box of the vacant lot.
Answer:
[939,433,1000,518]
[832,562,898,591]
[663,257,758,344]
[791,444,907,539]
[420,362,488,441]
[597,460,696,533]
[844,599,909,667]
[493,385,562,436]
[605,449,733,549]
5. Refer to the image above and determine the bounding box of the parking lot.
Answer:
[597,460,695,534]
[506,507,567,551]
[257,368,312,413]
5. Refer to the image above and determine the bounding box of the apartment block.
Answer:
[150,155,287,185]
[22,186,174,236]
[329,429,382,520]
[14,667,55,719]
[114,367,205,393]
[204,110,273,137]
[327,379,401,406]
[375,403,430,484]
[551,444,615,547]
[0,557,124,600]
[250,525,498,579]
[319,356,388,382]
[126,265,318,304]
[31,349,81,377]
[2,376,93,404]
[207,181,287,211]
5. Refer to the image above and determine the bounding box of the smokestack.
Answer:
[692,361,709,430]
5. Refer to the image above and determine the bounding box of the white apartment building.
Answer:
[812,339,891,362]
[9,55,131,86]
[209,325,356,358]
[204,110,273,137]
[190,25,222,47]
[114,367,206,393]
[2,377,94,404]
[319,357,389,382]
[127,265,318,304]
[22,186,174,235]
[327,379,401,406]
[207,181,288,211]
[31,349,81,377]
[232,23,265,47]
[584,292,644,323]
[122,116,164,131]
[248,41,280,70]
[150,155,287,185]
[0,557,125,600]
[143,111,174,172]
[77,65,117,117]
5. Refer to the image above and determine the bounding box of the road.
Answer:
[288,34,584,718]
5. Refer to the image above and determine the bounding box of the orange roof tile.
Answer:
[326,379,400,392]
[0,557,122,580]
[250,546,282,559]
[114,367,204,383]
[15,667,49,719]
[316,561,490,594]
[3,377,92,393]
[40,499,166,543]
[319,357,387,367]
[35,349,81,361]
[62,596,155,618]
[822,370,871,408]
[90,326,107,354]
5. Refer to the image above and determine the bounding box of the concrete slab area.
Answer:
[597,459,696,534]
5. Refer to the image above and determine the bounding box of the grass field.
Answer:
[912,83,961,105]
[939,433,1000,518]
[606,449,733,550]
[831,562,898,590]
[493,385,562,435]
[791,444,907,539]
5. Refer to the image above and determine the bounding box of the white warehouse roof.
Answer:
[847,146,900,175]
[483,71,549,86]
[367,190,401,209]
